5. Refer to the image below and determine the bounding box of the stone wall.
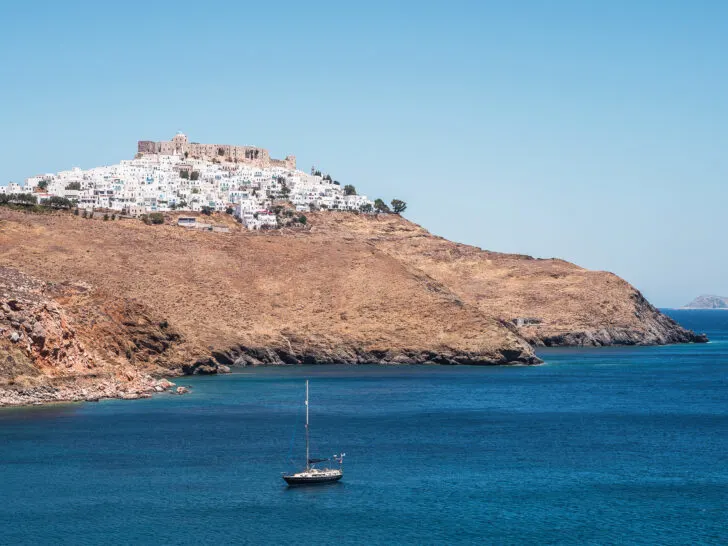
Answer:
[136,134,295,169]
[138,141,160,154]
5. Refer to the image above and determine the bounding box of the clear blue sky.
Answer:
[2,0,726,307]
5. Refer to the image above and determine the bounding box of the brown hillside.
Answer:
[309,213,704,346]
[0,209,542,404]
[0,209,704,405]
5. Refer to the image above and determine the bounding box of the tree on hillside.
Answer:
[65,181,81,191]
[6,193,38,205]
[201,206,213,216]
[359,203,373,214]
[279,178,291,199]
[190,171,200,181]
[180,170,189,179]
[344,184,357,196]
[391,199,407,214]
[374,199,391,213]
[37,180,49,191]
[46,196,73,209]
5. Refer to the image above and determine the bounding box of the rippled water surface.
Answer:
[0,310,726,544]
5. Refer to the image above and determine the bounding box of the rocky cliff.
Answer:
[0,209,706,405]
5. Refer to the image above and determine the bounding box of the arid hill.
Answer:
[311,214,704,346]
[0,209,705,405]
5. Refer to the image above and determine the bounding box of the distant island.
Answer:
[683,295,728,309]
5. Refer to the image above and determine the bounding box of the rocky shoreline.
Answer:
[530,327,708,347]
[520,291,709,347]
[0,376,192,407]
[184,344,544,374]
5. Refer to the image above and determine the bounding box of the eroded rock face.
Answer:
[0,267,182,406]
[185,344,542,373]
[523,292,709,347]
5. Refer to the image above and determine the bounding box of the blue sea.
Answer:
[0,310,726,545]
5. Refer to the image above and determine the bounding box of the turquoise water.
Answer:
[0,310,726,545]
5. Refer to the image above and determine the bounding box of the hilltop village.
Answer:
[3,132,399,230]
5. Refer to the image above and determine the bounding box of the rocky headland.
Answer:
[0,208,706,406]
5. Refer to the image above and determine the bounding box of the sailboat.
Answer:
[283,380,345,485]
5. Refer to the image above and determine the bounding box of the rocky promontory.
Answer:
[0,208,706,405]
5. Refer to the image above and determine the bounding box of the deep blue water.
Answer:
[0,310,726,545]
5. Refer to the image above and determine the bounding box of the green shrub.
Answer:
[46,196,73,209]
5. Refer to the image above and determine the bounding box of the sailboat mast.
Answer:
[305,380,310,470]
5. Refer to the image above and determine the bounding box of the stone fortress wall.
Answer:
[138,132,296,170]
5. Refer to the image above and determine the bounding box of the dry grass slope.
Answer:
[0,209,704,404]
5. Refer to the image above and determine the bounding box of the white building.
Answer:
[13,141,377,229]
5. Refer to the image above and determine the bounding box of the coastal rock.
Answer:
[175,386,189,395]
[157,378,175,390]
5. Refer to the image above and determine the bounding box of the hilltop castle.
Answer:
[137,132,296,170]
